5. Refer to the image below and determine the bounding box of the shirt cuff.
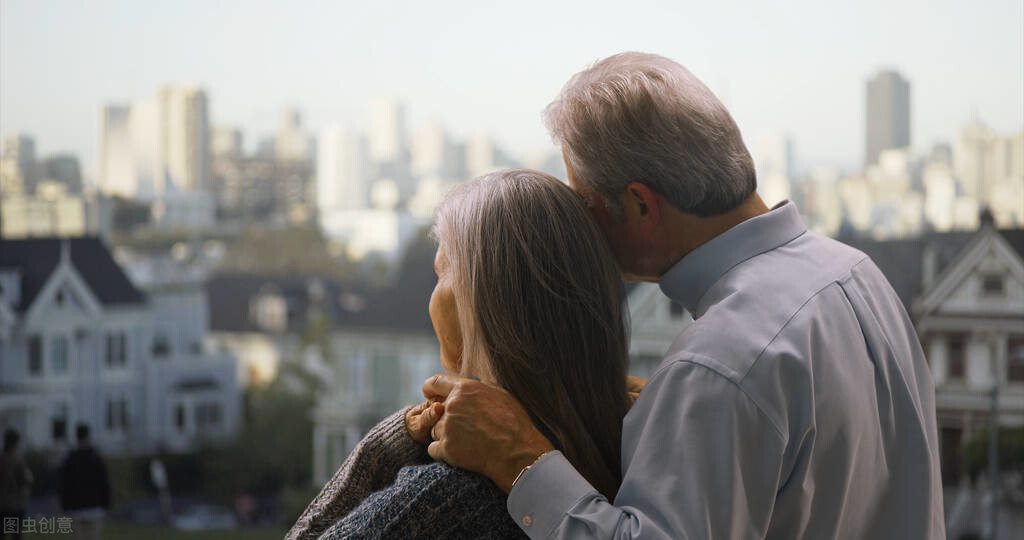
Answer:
[506,450,597,539]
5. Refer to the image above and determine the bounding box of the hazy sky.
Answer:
[1,0,1021,177]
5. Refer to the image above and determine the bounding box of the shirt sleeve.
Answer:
[507,360,786,539]
[287,406,431,540]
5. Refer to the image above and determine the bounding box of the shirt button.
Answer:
[522,515,533,527]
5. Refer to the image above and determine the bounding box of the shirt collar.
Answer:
[658,201,807,316]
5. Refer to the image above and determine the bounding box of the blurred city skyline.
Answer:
[2,0,1022,180]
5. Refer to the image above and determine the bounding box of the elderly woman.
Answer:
[287,169,630,539]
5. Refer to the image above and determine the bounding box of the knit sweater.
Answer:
[287,407,525,540]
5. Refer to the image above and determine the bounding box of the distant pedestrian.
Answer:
[58,425,110,540]
[0,429,33,540]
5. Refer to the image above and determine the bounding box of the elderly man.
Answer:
[422,52,945,538]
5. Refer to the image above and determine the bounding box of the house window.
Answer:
[175,404,186,431]
[251,292,287,332]
[56,289,65,307]
[195,402,222,431]
[105,398,129,432]
[152,333,171,357]
[51,403,69,441]
[981,274,1004,296]
[106,332,127,368]
[669,301,685,319]
[1008,336,1024,383]
[28,335,43,376]
[51,336,69,374]
[947,335,966,380]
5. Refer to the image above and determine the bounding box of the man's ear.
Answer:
[622,182,663,233]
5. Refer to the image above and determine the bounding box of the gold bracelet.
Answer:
[510,450,552,491]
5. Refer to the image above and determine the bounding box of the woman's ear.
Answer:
[432,285,464,374]
[449,342,464,374]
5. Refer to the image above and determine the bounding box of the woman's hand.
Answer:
[404,399,444,444]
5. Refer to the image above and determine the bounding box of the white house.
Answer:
[912,221,1024,484]
[0,237,240,456]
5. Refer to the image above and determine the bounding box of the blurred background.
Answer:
[0,0,1021,538]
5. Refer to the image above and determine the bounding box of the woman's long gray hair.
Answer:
[434,168,630,500]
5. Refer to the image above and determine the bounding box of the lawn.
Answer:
[23,523,287,540]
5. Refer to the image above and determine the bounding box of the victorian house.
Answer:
[0,237,240,456]
[912,222,1024,484]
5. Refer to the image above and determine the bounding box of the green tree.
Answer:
[215,225,356,282]
[961,425,1024,479]
[202,381,315,504]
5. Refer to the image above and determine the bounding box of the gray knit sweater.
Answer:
[287,407,525,540]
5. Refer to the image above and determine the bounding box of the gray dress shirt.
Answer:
[507,202,945,539]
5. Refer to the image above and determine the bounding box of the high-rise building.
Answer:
[367,100,412,198]
[865,70,910,167]
[212,127,244,159]
[0,134,39,195]
[368,100,407,164]
[0,188,112,241]
[99,105,137,197]
[411,123,462,180]
[276,108,312,163]
[954,121,1024,226]
[272,109,315,222]
[465,134,512,178]
[98,86,209,200]
[317,125,367,213]
[158,86,209,193]
[41,155,83,194]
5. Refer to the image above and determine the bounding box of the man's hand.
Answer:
[404,399,444,444]
[422,373,555,493]
[627,375,647,406]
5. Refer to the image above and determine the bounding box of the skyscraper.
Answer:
[98,86,209,199]
[411,123,462,180]
[99,105,137,197]
[275,108,312,163]
[367,99,407,164]
[0,134,38,195]
[464,134,512,178]
[865,70,910,167]
[41,155,83,194]
[211,127,244,159]
[317,125,367,213]
[157,86,209,193]
[367,99,413,198]
[954,121,1024,226]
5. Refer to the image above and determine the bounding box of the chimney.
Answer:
[979,207,996,229]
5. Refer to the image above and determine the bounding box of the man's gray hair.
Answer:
[543,52,756,218]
